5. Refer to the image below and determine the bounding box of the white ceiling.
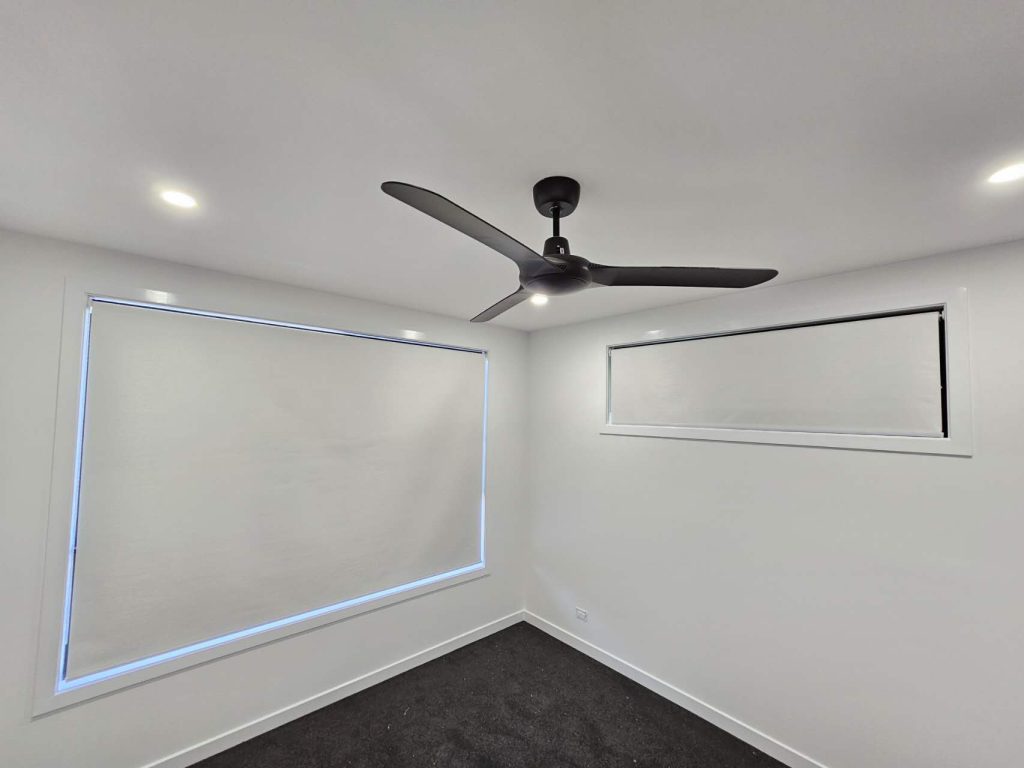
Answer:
[2,2,1023,330]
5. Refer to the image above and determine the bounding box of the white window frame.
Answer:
[33,279,490,715]
[601,288,973,456]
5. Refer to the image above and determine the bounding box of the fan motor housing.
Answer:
[524,252,592,295]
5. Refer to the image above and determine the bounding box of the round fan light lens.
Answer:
[159,189,198,208]
[988,163,1024,184]
[530,294,549,306]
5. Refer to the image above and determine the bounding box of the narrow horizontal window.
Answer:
[608,309,945,438]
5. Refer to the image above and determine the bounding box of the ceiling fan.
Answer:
[381,176,778,322]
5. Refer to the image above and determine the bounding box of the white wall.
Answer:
[0,228,528,768]
[525,239,1024,768]
[4,224,1022,768]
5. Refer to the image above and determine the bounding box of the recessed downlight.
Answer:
[159,189,198,208]
[530,294,549,306]
[988,163,1024,184]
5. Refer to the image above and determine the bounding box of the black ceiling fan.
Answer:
[381,176,778,322]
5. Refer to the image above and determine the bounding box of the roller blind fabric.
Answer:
[65,301,485,679]
[609,311,943,437]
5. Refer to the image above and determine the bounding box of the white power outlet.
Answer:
[575,606,588,622]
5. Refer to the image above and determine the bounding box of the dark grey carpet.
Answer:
[195,622,786,768]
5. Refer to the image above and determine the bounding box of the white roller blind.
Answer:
[66,300,485,680]
[609,311,944,436]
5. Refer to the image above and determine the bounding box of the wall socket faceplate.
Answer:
[575,606,588,622]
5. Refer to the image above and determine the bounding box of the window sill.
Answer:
[601,423,971,455]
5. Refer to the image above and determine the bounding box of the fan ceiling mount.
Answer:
[382,176,778,322]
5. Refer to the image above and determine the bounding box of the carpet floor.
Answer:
[194,622,787,767]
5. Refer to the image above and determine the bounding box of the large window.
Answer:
[43,296,488,707]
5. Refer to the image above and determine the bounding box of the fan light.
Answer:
[988,163,1024,184]
[530,294,549,306]
[159,189,198,208]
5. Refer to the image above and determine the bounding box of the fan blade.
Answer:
[382,182,554,271]
[589,265,778,289]
[471,288,530,323]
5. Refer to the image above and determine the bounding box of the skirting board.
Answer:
[523,611,829,768]
[143,611,524,768]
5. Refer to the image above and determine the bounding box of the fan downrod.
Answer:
[533,176,580,218]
